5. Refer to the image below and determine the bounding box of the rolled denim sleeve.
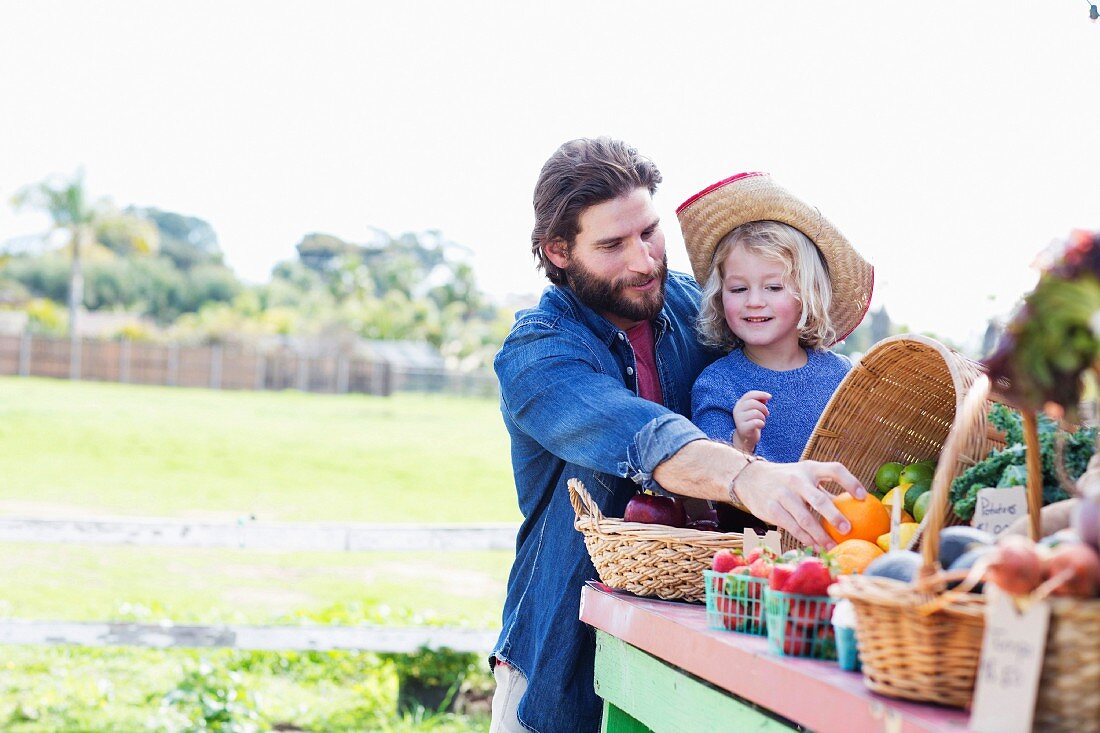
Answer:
[496,319,705,487]
[623,413,708,491]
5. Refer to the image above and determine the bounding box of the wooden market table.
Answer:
[579,582,971,733]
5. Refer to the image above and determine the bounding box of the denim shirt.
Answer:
[492,271,719,733]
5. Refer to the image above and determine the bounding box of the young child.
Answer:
[676,172,874,462]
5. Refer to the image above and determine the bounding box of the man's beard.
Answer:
[565,255,668,324]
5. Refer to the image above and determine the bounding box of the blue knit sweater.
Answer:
[691,348,852,463]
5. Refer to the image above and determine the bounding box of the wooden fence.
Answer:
[0,516,513,653]
[0,333,498,397]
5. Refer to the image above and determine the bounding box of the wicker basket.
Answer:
[830,376,995,709]
[783,333,1005,552]
[568,479,741,602]
[1029,419,1100,732]
[1035,597,1100,733]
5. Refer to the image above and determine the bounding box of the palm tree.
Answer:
[12,170,100,379]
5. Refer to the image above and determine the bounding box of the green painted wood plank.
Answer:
[602,703,653,733]
[593,630,796,733]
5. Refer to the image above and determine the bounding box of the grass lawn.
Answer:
[0,377,518,731]
[0,543,509,628]
[0,377,520,524]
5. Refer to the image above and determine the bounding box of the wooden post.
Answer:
[167,344,179,387]
[69,335,82,381]
[336,357,349,394]
[119,339,131,383]
[18,332,31,377]
[296,355,309,392]
[381,362,393,396]
[210,343,223,390]
[254,353,266,391]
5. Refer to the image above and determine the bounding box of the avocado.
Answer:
[945,545,995,592]
[938,526,995,569]
[864,550,923,583]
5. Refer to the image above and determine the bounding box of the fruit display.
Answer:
[705,546,773,635]
[764,555,839,659]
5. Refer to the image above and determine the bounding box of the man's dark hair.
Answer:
[531,137,662,285]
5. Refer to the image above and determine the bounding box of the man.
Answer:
[490,137,866,733]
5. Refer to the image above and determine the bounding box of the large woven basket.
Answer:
[1032,428,1100,732]
[568,479,741,602]
[783,333,1005,551]
[831,376,996,709]
[1036,597,1100,732]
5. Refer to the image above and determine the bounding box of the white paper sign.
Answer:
[969,586,1050,733]
[971,487,1028,537]
[743,527,782,555]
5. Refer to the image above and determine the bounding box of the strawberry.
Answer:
[768,563,795,591]
[714,594,737,629]
[783,558,835,597]
[730,566,751,575]
[745,545,777,565]
[782,620,812,656]
[748,556,774,581]
[711,548,746,573]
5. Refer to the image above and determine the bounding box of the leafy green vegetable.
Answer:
[950,405,1095,520]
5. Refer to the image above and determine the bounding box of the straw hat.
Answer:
[676,172,874,344]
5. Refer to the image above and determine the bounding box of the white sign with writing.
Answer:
[971,486,1028,537]
[742,527,782,555]
[969,586,1050,733]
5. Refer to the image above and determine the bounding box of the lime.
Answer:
[874,462,905,495]
[913,490,932,523]
[903,483,930,515]
[899,461,934,487]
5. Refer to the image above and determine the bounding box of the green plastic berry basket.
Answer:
[703,570,767,636]
[763,589,837,660]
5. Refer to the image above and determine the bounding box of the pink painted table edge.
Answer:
[579,582,970,733]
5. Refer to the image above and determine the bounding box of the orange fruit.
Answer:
[829,539,885,574]
[824,494,891,545]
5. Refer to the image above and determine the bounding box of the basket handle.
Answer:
[568,478,607,526]
[920,375,993,575]
[1021,411,1043,542]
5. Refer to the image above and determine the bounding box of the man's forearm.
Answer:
[652,439,751,509]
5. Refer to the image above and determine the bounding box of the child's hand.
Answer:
[732,390,771,454]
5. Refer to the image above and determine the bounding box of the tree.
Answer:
[12,170,101,377]
[128,206,222,270]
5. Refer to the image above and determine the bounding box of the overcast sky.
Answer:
[2,1,1098,349]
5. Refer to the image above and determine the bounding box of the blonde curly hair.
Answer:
[696,220,835,352]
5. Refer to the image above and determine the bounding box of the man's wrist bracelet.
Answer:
[727,452,764,509]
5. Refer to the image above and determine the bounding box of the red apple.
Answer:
[623,491,687,527]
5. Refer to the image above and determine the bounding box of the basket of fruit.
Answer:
[704,549,769,635]
[781,333,1006,552]
[568,478,742,602]
[830,377,995,709]
[763,553,840,660]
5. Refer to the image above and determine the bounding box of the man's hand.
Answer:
[652,440,867,550]
[731,390,770,453]
[733,459,867,550]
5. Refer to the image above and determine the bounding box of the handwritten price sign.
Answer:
[971,487,1027,537]
[969,586,1050,733]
